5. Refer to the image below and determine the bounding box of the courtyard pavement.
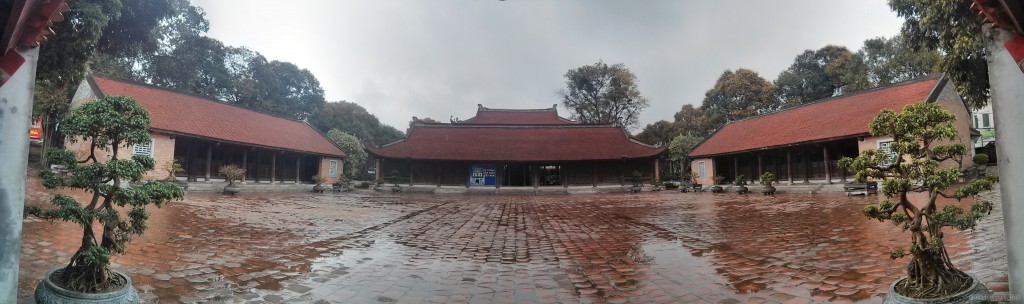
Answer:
[17,176,1009,303]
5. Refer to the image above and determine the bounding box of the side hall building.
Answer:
[365,105,667,188]
[687,75,974,186]
[66,75,347,185]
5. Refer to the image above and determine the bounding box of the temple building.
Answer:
[365,105,667,188]
[688,75,974,186]
[65,75,347,185]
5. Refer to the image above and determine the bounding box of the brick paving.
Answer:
[17,175,1009,303]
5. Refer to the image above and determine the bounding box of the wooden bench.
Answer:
[844,182,878,196]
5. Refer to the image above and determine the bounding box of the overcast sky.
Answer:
[191,0,904,133]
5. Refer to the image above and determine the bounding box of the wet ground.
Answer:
[18,180,1008,303]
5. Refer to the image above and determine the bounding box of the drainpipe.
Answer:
[0,47,40,301]
[985,24,1024,297]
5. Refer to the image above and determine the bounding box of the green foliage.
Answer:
[839,102,995,296]
[702,69,779,128]
[774,45,852,107]
[842,34,941,93]
[759,172,776,187]
[973,154,989,166]
[311,175,327,186]
[672,104,713,138]
[889,0,989,109]
[733,175,747,186]
[559,61,650,130]
[712,175,725,186]
[325,129,369,178]
[309,101,405,146]
[635,120,677,146]
[26,96,183,293]
[630,171,644,187]
[218,165,245,187]
[164,160,184,181]
[668,134,702,164]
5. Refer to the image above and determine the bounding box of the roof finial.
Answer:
[477,104,483,110]
[412,116,419,122]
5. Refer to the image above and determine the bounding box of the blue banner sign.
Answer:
[469,164,497,186]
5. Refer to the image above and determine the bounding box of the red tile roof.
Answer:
[457,105,574,125]
[367,125,665,161]
[688,75,943,157]
[90,76,346,157]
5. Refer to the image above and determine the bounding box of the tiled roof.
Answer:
[90,76,346,157]
[688,75,943,157]
[457,105,574,125]
[367,125,665,161]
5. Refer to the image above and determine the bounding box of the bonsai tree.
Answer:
[759,171,776,187]
[311,175,327,186]
[839,103,996,299]
[973,154,989,167]
[733,175,747,186]
[163,160,184,182]
[713,175,726,185]
[218,165,245,187]
[26,96,184,293]
[709,175,726,193]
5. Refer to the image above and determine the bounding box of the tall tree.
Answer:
[148,35,233,99]
[843,35,942,93]
[701,69,779,129]
[309,101,405,146]
[889,0,989,109]
[559,61,650,130]
[668,133,703,172]
[325,129,369,178]
[634,120,677,146]
[232,59,326,119]
[774,45,853,107]
[673,104,713,138]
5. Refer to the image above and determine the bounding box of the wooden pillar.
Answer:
[241,150,247,183]
[375,158,382,181]
[592,163,597,188]
[186,145,194,182]
[653,159,660,182]
[254,151,260,182]
[465,163,471,188]
[803,151,810,183]
[271,153,277,183]
[733,156,739,180]
[409,160,414,186]
[824,145,832,184]
[495,163,503,188]
[531,165,538,188]
[619,161,625,186]
[786,151,794,185]
[204,144,212,181]
[562,164,568,188]
[295,155,301,183]
[839,148,847,183]
[436,161,442,188]
[757,154,763,177]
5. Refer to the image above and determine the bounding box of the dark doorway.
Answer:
[539,165,561,186]
[503,163,530,187]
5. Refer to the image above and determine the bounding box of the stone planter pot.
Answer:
[222,185,240,195]
[629,186,642,193]
[883,274,988,304]
[35,268,140,304]
[313,184,326,193]
[762,185,776,196]
[391,185,403,192]
[679,185,690,193]
[709,185,723,193]
[735,186,748,194]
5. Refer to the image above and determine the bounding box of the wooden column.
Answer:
[757,154,763,177]
[436,161,442,188]
[271,153,277,183]
[733,156,739,180]
[408,160,414,186]
[562,164,568,188]
[375,159,382,181]
[824,145,832,184]
[619,161,625,186]
[465,163,471,188]
[653,159,660,182]
[254,152,260,182]
[204,144,212,181]
[186,146,194,182]
[241,150,247,183]
[786,151,794,185]
[495,163,503,188]
[295,155,301,183]
[591,163,597,188]
[839,149,847,183]
[532,165,539,189]
[803,151,810,183]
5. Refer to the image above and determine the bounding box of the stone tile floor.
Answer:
[17,179,1009,303]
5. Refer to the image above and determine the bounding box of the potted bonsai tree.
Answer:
[733,175,748,194]
[760,172,777,196]
[709,175,725,193]
[389,169,403,192]
[311,175,327,193]
[26,96,184,303]
[218,164,245,195]
[678,171,692,193]
[629,170,644,193]
[973,154,989,178]
[163,160,188,190]
[839,103,996,303]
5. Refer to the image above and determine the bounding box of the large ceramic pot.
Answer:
[629,186,642,193]
[223,185,240,195]
[735,186,748,194]
[883,274,988,304]
[35,268,140,304]
[391,185,403,192]
[709,185,723,193]
[312,184,326,193]
[762,185,776,196]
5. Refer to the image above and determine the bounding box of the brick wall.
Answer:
[690,157,715,185]
[318,157,343,184]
